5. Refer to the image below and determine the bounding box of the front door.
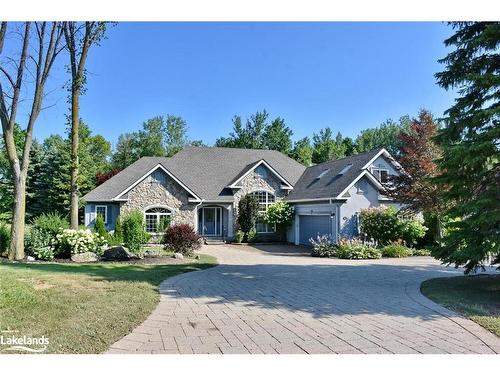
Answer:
[202,207,222,237]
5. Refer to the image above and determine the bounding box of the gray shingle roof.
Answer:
[83,147,306,203]
[285,148,384,201]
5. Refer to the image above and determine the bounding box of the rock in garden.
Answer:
[143,249,161,258]
[102,246,141,261]
[71,252,99,263]
[26,256,36,262]
[195,254,201,260]
[173,252,184,260]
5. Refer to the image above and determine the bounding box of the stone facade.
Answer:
[231,168,287,238]
[120,171,197,226]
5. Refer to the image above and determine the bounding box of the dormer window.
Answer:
[371,168,389,183]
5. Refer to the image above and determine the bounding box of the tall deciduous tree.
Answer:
[291,137,313,166]
[355,116,410,157]
[433,22,500,273]
[384,110,445,240]
[263,117,293,155]
[312,128,347,163]
[0,22,64,259]
[64,21,107,229]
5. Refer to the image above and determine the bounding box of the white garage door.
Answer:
[299,215,332,245]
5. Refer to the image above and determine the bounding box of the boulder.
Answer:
[26,256,36,262]
[102,246,141,261]
[71,252,99,263]
[143,249,161,258]
[173,252,184,260]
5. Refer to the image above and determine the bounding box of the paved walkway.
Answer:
[107,244,500,354]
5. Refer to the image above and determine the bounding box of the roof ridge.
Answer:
[306,147,385,169]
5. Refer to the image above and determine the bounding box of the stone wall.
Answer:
[232,169,287,239]
[120,171,197,226]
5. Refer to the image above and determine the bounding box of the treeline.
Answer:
[0,110,413,221]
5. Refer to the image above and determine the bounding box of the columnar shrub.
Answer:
[310,234,336,257]
[162,224,201,256]
[237,194,259,241]
[122,211,149,254]
[52,228,108,257]
[94,215,108,238]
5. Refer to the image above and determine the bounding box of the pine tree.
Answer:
[433,22,500,273]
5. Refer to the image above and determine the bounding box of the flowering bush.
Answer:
[335,238,382,259]
[25,213,69,259]
[310,234,337,257]
[360,206,427,246]
[264,201,294,227]
[162,224,201,256]
[32,246,54,261]
[52,228,108,257]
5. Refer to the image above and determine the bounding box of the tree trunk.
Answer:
[436,214,443,246]
[69,89,79,229]
[9,167,27,260]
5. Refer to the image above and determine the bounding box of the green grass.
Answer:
[421,274,500,337]
[0,255,217,354]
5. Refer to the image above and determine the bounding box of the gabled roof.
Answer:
[285,148,386,202]
[83,147,306,203]
[226,159,294,189]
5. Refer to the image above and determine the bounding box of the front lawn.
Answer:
[421,274,500,337]
[0,255,217,354]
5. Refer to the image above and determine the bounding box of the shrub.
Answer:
[309,234,336,257]
[247,228,257,242]
[122,211,149,254]
[0,221,10,255]
[381,242,413,258]
[114,216,123,241]
[237,194,259,240]
[360,206,427,246]
[94,215,108,238]
[264,201,294,227]
[412,248,432,256]
[400,218,427,247]
[25,213,69,258]
[162,224,201,256]
[52,228,108,257]
[32,246,54,261]
[336,238,382,259]
[234,230,244,243]
[360,206,401,245]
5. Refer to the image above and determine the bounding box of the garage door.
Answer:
[299,215,332,245]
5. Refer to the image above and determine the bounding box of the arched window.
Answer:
[144,207,171,233]
[250,191,275,233]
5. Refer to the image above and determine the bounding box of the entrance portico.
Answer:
[197,203,233,240]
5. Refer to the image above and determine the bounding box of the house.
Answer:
[83,147,401,245]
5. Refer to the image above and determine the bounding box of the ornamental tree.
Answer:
[433,22,500,273]
[237,194,260,240]
[264,201,294,227]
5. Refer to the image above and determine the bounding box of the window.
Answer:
[371,168,389,183]
[255,165,269,179]
[250,191,275,233]
[316,169,329,180]
[151,170,166,184]
[338,164,353,176]
[95,205,107,224]
[145,207,171,233]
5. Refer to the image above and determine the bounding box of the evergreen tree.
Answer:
[433,22,500,273]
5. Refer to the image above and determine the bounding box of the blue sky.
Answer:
[30,22,455,147]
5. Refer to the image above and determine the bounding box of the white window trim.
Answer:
[251,191,276,234]
[95,205,108,224]
[144,207,172,234]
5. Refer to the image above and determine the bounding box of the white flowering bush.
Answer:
[336,237,382,259]
[264,201,294,227]
[52,228,108,257]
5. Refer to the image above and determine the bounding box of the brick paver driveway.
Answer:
[108,244,499,354]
